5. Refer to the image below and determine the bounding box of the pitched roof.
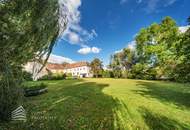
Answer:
[46,63,66,70]
[65,62,89,69]
[46,62,89,70]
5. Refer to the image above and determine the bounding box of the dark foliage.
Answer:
[23,83,47,97]
[0,0,67,121]
[22,71,33,81]
[39,73,67,80]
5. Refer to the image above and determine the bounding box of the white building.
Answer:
[64,62,92,77]
[25,61,92,80]
[46,61,92,78]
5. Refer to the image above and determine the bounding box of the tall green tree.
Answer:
[135,16,180,79]
[122,48,137,69]
[172,17,190,82]
[0,0,67,121]
[90,58,103,78]
[109,48,137,78]
[109,53,123,78]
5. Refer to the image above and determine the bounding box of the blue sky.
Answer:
[52,0,190,65]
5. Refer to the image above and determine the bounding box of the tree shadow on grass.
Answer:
[139,107,190,130]
[3,79,123,130]
[134,81,190,109]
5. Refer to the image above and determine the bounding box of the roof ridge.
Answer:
[46,61,89,70]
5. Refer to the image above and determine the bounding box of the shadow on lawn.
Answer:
[4,79,123,130]
[134,81,190,109]
[139,107,190,130]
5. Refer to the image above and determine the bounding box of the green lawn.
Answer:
[2,78,190,130]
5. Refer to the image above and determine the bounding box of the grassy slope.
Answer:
[1,78,190,130]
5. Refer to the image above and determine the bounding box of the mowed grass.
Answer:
[2,78,190,130]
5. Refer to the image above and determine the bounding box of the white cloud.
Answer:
[78,47,101,55]
[179,26,190,33]
[137,0,142,4]
[92,29,98,37]
[66,31,81,44]
[59,0,98,50]
[120,0,127,4]
[114,41,136,54]
[127,41,136,50]
[114,49,123,54]
[164,0,177,6]
[136,0,178,13]
[77,47,91,54]
[146,0,160,13]
[91,47,101,53]
[47,54,75,64]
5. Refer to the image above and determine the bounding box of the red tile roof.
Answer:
[65,62,89,69]
[46,62,89,70]
[46,63,66,70]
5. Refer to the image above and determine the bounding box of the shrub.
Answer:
[22,71,33,81]
[113,69,122,78]
[129,63,157,80]
[126,71,135,79]
[102,70,111,78]
[23,83,47,90]
[146,68,157,80]
[39,73,66,80]
[52,73,66,80]
[23,83,47,97]
[39,75,51,80]
[122,70,129,78]
[130,63,145,79]
[66,73,72,77]
[172,63,190,83]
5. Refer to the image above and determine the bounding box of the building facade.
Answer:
[25,61,92,80]
[64,62,91,77]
